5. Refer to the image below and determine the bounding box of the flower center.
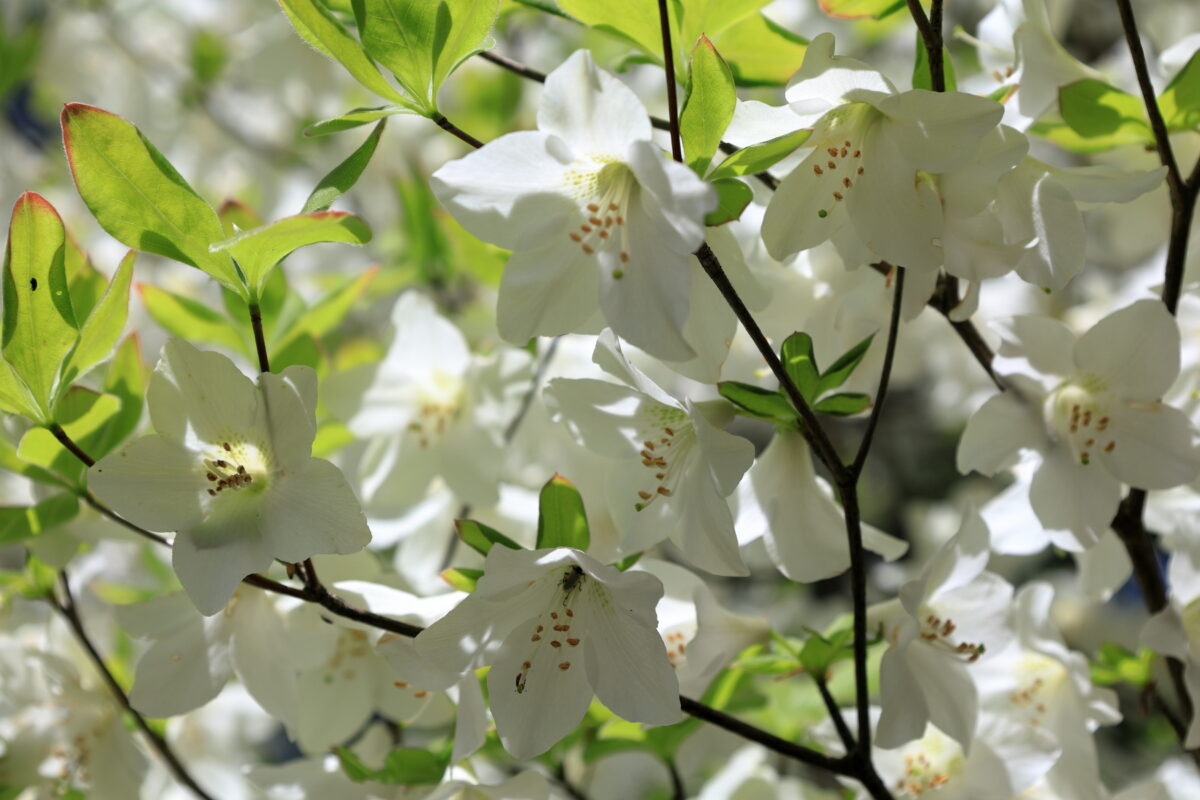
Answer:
[513,567,592,694]
[564,160,636,279]
[893,730,965,798]
[1044,375,1115,466]
[406,369,465,449]
[633,408,692,512]
[1006,652,1067,726]
[808,104,871,220]
[200,439,269,499]
[917,610,985,662]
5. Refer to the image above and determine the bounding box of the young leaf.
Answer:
[1159,50,1200,132]
[276,0,420,109]
[535,473,590,551]
[911,34,957,91]
[137,284,247,354]
[1058,79,1152,146]
[709,12,808,87]
[708,128,810,181]
[209,212,372,297]
[271,267,378,355]
[64,236,107,321]
[717,381,797,426]
[87,334,148,460]
[61,104,243,292]
[815,333,874,396]
[217,199,266,238]
[62,249,135,385]
[554,0,666,66]
[456,518,522,556]
[813,392,871,416]
[1091,643,1153,688]
[798,627,855,677]
[304,104,414,137]
[335,746,447,785]
[2,193,77,419]
[358,0,500,114]
[704,178,753,226]
[302,120,387,213]
[0,493,80,546]
[681,36,736,175]
[779,332,819,402]
[441,566,483,592]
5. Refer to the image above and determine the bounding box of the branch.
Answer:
[814,674,857,753]
[50,571,215,800]
[655,0,684,164]
[432,114,484,149]
[851,266,905,476]
[248,302,271,373]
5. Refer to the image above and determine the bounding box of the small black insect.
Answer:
[29,278,37,291]
[560,564,585,605]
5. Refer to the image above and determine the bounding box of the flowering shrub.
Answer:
[1,0,1199,798]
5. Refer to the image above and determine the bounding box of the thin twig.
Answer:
[50,571,216,800]
[814,674,857,754]
[49,423,96,467]
[851,266,905,476]
[248,302,271,373]
[677,696,846,773]
[655,0,684,164]
[432,114,485,149]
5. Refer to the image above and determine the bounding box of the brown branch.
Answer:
[655,0,684,164]
[50,571,215,800]
[851,266,905,476]
[432,114,485,149]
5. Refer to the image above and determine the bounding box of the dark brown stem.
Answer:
[248,302,271,373]
[834,484,874,761]
[667,759,685,800]
[695,244,847,481]
[49,422,95,467]
[815,674,857,753]
[1113,0,1181,190]
[432,114,485,149]
[51,571,215,800]
[677,696,845,773]
[655,0,684,164]
[851,266,905,476]
[82,492,171,546]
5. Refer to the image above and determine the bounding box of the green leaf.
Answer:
[710,12,807,87]
[612,552,643,571]
[276,0,419,108]
[64,236,108,321]
[708,128,810,181]
[816,333,874,396]
[218,198,266,238]
[21,390,122,483]
[1058,79,1152,146]
[334,746,447,785]
[817,0,904,20]
[138,283,247,354]
[210,212,372,296]
[704,178,753,226]
[1091,643,1154,688]
[0,493,80,546]
[1027,115,1138,154]
[535,473,590,550]
[813,392,871,416]
[717,380,797,426]
[677,0,770,56]
[305,104,417,136]
[799,627,855,677]
[554,0,665,65]
[912,34,957,91]
[1159,50,1200,131]
[61,104,242,291]
[681,36,736,174]
[734,651,800,675]
[303,120,387,213]
[441,566,483,592]
[272,267,378,355]
[189,29,227,88]
[87,334,147,460]
[779,332,819,401]
[0,359,37,419]
[62,250,135,385]
[3,193,78,419]
[456,518,522,556]
[359,0,500,114]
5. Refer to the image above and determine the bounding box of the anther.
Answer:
[567,638,580,646]
[814,165,824,175]
[558,662,571,670]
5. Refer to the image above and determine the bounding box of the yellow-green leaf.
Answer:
[61,104,243,292]
[1160,50,1200,132]
[2,193,77,419]
[1058,79,1152,146]
[63,250,136,385]
[681,36,736,175]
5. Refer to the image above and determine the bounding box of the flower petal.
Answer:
[538,50,652,157]
[1073,299,1181,400]
[957,392,1044,477]
[262,458,371,563]
[497,235,600,344]
[625,140,713,254]
[431,131,576,251]
[762,146,849,261]
[88,435,205,532]
[1099,403,1200,490]
[148,339,257,445]
[173,513,274,615]
[1028,447,1120,547]
[875,90,1004,174]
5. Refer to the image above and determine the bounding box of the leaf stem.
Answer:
[50,570,216,800]
[815,674,857,753]
[655,0,684,164]
[432,113,485,149]
[49,422,95,467]
[851,266,905,476]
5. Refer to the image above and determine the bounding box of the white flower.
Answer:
[958,300,1200,546]
[873,510,1014,751]
[326,291,532,513]
[410,546,680,758]
[88,339,371,615]
[762,33,1003,271]
[544,331,754,576]
[735,428,907,582]
[431,49,716,361]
